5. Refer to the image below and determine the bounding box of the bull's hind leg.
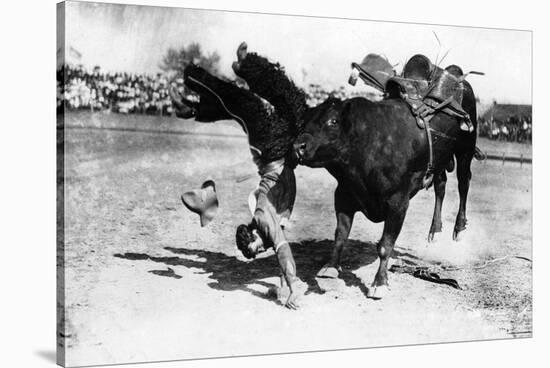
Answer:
[453,152,474,240]
[428,170,447,242]
[316,186,357,279]
[368,195,409,299]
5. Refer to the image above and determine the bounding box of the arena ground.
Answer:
[58,111,532,366]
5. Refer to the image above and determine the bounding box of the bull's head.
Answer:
[294,97,350,167]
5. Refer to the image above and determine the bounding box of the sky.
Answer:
[61,1,532,104]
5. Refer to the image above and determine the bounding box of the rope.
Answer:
[439,255,532,272]
[391,254,531,290]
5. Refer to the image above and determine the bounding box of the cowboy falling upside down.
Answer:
[171,42,308,309]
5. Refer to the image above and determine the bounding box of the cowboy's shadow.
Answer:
[114,239,418,303]
[115,247,290,305]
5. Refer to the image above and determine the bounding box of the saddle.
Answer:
[350,53,481,187]
[350,53,473,131]
[386,55,472,130]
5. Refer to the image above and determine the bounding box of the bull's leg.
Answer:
[428,170,447,242]
[368,195,409,299]
[316,186,357,278]
[453,152,474,240]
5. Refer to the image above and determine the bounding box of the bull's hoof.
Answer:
[428,231,443,243]
[453,228,466,241]
[316,265,341,279]
[367,284,389,300]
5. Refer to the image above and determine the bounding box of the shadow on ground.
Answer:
[114,239,419,305]
[35,350,56,364]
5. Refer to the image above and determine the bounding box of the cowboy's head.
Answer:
[235,221,267,259]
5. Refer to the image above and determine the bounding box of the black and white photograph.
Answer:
[54,1,534,366]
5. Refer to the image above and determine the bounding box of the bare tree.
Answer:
[160,43,221,78]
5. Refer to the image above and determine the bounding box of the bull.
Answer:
[294,84,479,299]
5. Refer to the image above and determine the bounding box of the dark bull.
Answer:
[294,94,478,299]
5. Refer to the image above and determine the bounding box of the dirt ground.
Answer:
[59,111,532,367]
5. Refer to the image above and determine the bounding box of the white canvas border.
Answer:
[1,0,547,367]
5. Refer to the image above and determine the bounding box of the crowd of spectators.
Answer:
[57,64,380,115]
[478,117,532,143]
[57,64,179,115]
[305,83,379,106]
[57,64,532,144]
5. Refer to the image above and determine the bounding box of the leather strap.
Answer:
[389,264,462,290]
[422,117,435,189]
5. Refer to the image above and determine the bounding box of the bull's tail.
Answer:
[474,146,486,161]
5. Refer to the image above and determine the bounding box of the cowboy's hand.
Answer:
[284,278,307,310]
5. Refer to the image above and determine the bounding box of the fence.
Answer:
[483,151,532,166]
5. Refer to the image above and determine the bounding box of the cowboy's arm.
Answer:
[253,209,302,309]
[275,243,304,310]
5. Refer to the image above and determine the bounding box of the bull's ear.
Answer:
[340,100,353,132]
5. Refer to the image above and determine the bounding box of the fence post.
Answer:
[502,152,505,165]
[520,154,523,168]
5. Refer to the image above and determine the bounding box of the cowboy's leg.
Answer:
[170,85,233,122]
[232,42,307,126]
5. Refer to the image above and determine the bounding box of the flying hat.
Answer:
[181,180,219,227]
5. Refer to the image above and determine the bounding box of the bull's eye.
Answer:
[326,118,337,127]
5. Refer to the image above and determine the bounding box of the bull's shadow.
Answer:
[114,239,418,304]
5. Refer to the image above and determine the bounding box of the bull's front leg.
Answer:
[317,185,357,279]
[368,195,409,299]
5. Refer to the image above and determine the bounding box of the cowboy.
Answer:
[171,42,308,309]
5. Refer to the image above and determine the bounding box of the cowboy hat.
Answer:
[181,180,219,227]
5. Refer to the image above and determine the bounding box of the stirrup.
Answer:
[415,116,425,129]
[423,165,434,189]
[423,171,434,189]
[460,120,474,132]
